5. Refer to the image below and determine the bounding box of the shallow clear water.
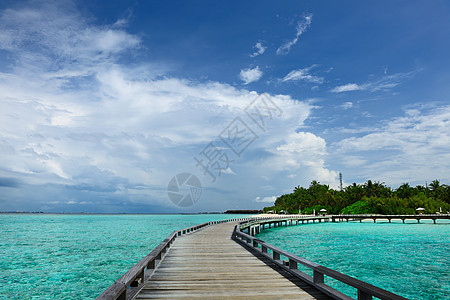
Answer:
[2,215,448,300]
[256,219,450,300]
[0,214,246,299]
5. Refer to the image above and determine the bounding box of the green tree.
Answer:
[263,179,450,215]
[340,200,377,214]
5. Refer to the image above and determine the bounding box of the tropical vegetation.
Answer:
[263,180,450,215]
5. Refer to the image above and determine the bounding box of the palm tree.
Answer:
[429,179,441,191]
[397,183,412,199]
[429,180,442,200]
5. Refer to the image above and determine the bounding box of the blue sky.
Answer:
[1,0,449,213]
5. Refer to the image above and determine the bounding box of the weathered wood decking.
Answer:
[135,221,331,299]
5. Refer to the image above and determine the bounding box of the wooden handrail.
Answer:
[233,220,409,300]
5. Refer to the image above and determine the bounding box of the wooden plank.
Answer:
[134,222,331,300]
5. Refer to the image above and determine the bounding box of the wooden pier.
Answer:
[135,221,331,299]
[97,215,449,300]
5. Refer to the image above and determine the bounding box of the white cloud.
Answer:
[276,132,327,155]
[341,101,354,109]
[254,196,277,203]
[331,83,362,93]
[240,66,263,84]
[222,168,236,175]
[0,2,339,212]
[276,14,313,55]
[0,1,140,70]
[331,71,417,93]
[335,104,450,185]
[252,132,340,188]
[282,65,323,83]
[250,42,266,57]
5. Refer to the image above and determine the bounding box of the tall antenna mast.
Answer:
[339,172,343,191]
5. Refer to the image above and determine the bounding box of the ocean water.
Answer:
[0,214,247,299]
[256,219,450,300]
[2,215,448,300]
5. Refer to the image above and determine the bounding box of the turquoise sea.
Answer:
[256,219,450,300]
[0,214,247,300]
[1,215,449,299]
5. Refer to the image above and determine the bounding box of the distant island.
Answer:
[224,210,262,214]
[264,180,450,215]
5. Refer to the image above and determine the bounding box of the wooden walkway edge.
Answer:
[134,221,331,299]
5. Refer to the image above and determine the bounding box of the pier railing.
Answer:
[233,219,409,300]
[96,218,248,300]
[332,213,450,223]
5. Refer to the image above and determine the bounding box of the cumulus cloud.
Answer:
[252,132,340,188]
[276,14,313,55]
[250,42,266,57]
[240,66,263,84]
[334,104,450,185]
[282,65,324,83]
[0,2,339,213]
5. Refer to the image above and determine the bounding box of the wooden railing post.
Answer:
[261,245,268,253]
[148,260,155,269]
[313,270,324,284]
[273,251,280,261]
[358,290,372,300]
[131,270,144,287]
[117,290,126,300]
[289,258,297,269]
